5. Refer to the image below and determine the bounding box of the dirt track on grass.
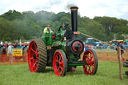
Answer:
[97,51,128,61]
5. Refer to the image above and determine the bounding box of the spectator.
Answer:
[8,43,13,64]
[116,42,125,61]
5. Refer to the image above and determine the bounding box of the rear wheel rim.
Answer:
[83,50,95,75]
[53,50,65,76]
[28,41,39,72]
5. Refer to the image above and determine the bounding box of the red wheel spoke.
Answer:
[86,55,90,61]
[36,54,39,59]
[56,56,59,62]
[87,60,95,65]
[90,54,93,61]
[31,57,33,60]
[59,55,62,61]
[30,58,34,62]
[59,55,63,65]
[86,65,90,73]
[56,67,60,73]
[36,57,39,63]
[37,57,39,60]
[91,60,95,63]
[59,66,63,74]
[88,65,91,71]
[33,60,38,67]
[31,49,36,54]
[59,61,63,66]
[91,65,94,69]
[33,62,36,68]
[29,58,34,66]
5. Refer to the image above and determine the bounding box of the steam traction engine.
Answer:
[28,7,98,76]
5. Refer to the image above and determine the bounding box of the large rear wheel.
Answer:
[83,49,98,75]
[28,39,47,72]
[53,49,67,76]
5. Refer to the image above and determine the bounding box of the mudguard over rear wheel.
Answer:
[53,49,67,76]
[83,49,98,75]
[28,39,47,72]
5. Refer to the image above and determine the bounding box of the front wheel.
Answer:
[83,49,98,75]
[53,49,67,76]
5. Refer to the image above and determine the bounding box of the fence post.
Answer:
[117,46,123,80]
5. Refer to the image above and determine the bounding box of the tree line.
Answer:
[0,10,128,42]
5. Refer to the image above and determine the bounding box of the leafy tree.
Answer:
[0,9,128,42]
[0,10,22,21]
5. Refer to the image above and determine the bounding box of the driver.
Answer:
[43,25,53,34]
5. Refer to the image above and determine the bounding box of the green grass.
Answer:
[0,62,128,85]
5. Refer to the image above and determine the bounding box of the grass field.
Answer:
[0,62,128,85]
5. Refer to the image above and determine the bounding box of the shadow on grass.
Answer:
[66,70,85,76]
[42,66,86,76]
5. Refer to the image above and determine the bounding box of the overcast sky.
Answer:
[0,0,128,20]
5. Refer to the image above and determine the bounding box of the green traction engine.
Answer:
[28,6,98,76]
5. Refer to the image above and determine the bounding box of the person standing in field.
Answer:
[8,43,13,64]
[116,42,125,61]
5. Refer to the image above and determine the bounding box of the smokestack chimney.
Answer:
[70,6,78,32]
